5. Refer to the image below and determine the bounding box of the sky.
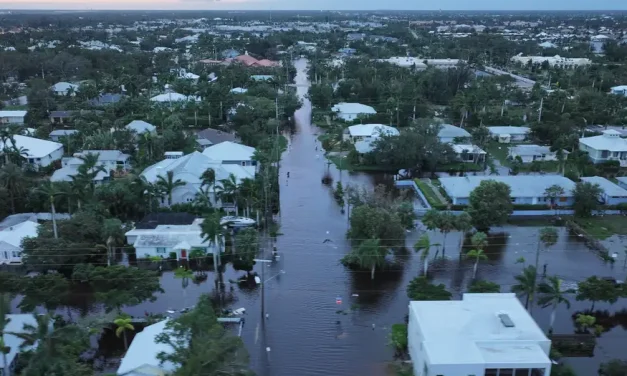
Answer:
[0,0,626,10]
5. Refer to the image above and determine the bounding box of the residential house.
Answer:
[125,218,222,260]
[408,293,551,376]
[580,176,627,205]
[579,130,627,166]
[338,48,357,56]
[49,129,78,142]
[0,110,27,124]
[150,92,201,103]
[202,141,258,170]
[0,314,47,373]
[250,75,274,82]
[616,176,627,191]
[0,135,63,168]
[51,82,79,96]
[230,87,248,94]
[451,144,487,163]
[0,220,38,264]
[343,124,399,154]
[51,150,131,184]
[331,102,377,122]
[438,175,576,206]
[609,85,627,96]
[369,35,399,43]
[126,120,157,135]
[49,110,75,125]
[221,49,241,59]
[116,319,177,376]
[196,128,240,149]
[437,124,471,144]
[510,54,591,68]
[508,145,564,163]
[141,151,255,207]
[487,126,530,143]
[89,93,124,106]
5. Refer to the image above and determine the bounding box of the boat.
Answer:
[220,216,256,228]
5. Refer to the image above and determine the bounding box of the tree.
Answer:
[466,232,488,279]
[407,276,452,301]
[156,295,252,376]
[200,168,216,203]
[353,238,388,280]
[413,234,440,275]
[233,228,257,273]
[36,182,61,239]
[576,276,621,311]
[573,182,603,218]
[19,273,69,313]
[467,180,513,231]
[200,212,225,267]
[455,212,473,253]
[0,294,11,376]
[348,204,405,248]
[0,163,25,214]
[537,276,574,334]
[537,227,558,270]
[599,360,627,376]
[511,266,538,310]
[544,184,565,215]
[467,280,500,293]
[114,315,135,350]
[156,170,185,206]
[216,173,239,214]
[422,210,456,255]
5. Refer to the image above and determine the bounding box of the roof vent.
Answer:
[498,313,515,328]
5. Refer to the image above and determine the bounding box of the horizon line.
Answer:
[1,8,627,11]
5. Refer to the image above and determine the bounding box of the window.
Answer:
[515,369,531,376]
[156,248,167,254]
[499,369,514,376]
[531,369,545,376]
[11,251,18,258]
[485,370,498,376]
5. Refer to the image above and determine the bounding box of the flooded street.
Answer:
[122,58,627,376]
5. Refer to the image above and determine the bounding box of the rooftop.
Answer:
[116,319,177,376]
[0,314,41,367]
[126,120,156,134]
[347,124,399,137]
[135,212,197,230]
[0,110,27,118]
[411,293,550,366]
[332,102,377,116]
[0,220,39,250]
[439,175,576,198]
[581,176,627,197]
[438,124,471,139]
[579,131,627,152]
[202,141,255,162]
[0,135,63,159]
[487,126,530,135]
[509,144,553,156]
[196,128,240,145]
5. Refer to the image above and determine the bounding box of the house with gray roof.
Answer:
[508,145,564,163]
[51,150,130,184]
[580,176,627,205]
[437,124,471,143]
[196,128,240,149]
[487,126,530,143]
[126,120,156,135]
[579,130,627,167]
[49,129,78,142]
[438,175,576,206]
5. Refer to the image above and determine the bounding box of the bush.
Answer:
[390,324,408,352]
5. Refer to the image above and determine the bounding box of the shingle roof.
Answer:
[581,176,627,197]
[439,175,576,199]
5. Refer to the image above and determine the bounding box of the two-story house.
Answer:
[579,129,627,167]
[51,150,131,184]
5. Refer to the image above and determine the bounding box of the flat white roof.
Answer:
[0,220,38,249]
[117,319,176,375]
[439,175,576,199]
[581,176,627,197]
[411,293,550,366]
[510,144,553,156]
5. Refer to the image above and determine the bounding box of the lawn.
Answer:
[574,216,627,240]
[327,155,392,172]
[414,179,444,206]
[485,141,511,166]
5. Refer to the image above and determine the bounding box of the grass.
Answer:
[414,179,445,206]
[574,216,627,240]
[2,105,27,110]
[327,155,392,172]
[485,141,511,166]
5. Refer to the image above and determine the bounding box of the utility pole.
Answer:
[537,97,544,122]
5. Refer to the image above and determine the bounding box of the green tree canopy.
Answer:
[407,276,452,301]
[467,180,513,231]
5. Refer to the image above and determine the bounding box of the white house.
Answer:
[0,314,45,373]
[49,129,78,142]
[51,150,131,184]
[452,144,487,163]
[0,110,27,124]
[609,85,627,96]
[125,218,223,260]
[331,102,377,122]
[510,54,591,68]
[117,319,177,376]
[51,82,79,96]
[487,126,530,143]
[580,176,627,205]
[202,141,258,170]
[579,129,627,166]
[141,151,255,207]
[508,145,564,163]
[150,92,201,103]
[408,293,552,376]
[0,220,38,264]
[343,124,399,154]
[438,124,471,144]
[126,120,156,135]
[0,135,64,168]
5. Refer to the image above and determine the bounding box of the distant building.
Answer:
[221,49,241,59]
[508,145,565,163]
[510,53,591,68]
[487,126,530,143]
[343,124,399,154]
[580,176,627,205]
[437,124,471,144]
[0,135,63,169]
[196,128,240,148]
[51,82,79,96]
[408,293,552,376]
[49,129,78,142]
[89,93,124,106]
[331,102,377,122]
[451,144,487,164]
[126,120,157,135]
[150,92,200,103]
[338,48,357,56]
[0,110,27,124]
[51,150,131,184]
[579,130,627,167]
[609,85,627,96]
[49,110,75,125]
[346,33,366,41]
[438,175,576,206]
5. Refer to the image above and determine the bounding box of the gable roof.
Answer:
[0,135,63,158]
[581,176,627,197]
[347,124,399,137]
[438,124,471,139]
[202,141,255,161]
[116,320,177,376]
[0,220,38,249]
[196,128,240,145]
[126,120,156,134]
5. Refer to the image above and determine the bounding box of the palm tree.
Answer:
[156,170,185,206]
[455,212,473,255]
[200,212,226,266]
[354,238,387,280]
[0,163,26,213]
[537,276,574,334]
[76,152,106,193]
[0,294,11,376]
[466,249,488,279]
[193,187,213,212]
[200,168,216,203]
[511,266,538,311]
[237,178,256,218]
[413,234,440,276]
[216,173,239,214]
[114,315,135,350]
[36,182,61,239]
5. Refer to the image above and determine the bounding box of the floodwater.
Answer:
[104,58,627,375]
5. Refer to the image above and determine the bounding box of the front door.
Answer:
[180,249,187,259]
